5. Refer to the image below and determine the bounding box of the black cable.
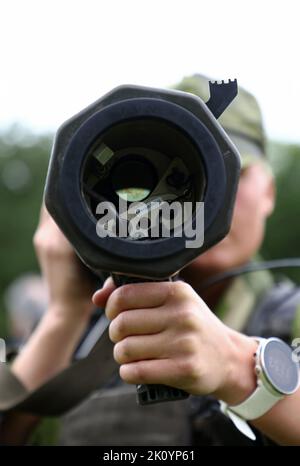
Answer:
[200,258,300,290]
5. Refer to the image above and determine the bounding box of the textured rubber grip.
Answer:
[136,383,189,405]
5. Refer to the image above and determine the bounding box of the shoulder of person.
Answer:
[245,278,300,343]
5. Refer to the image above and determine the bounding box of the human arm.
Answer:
[0,207,114,445]
[93,280,300,446]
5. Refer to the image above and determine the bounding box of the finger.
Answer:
[119,358,190,388]
[34,203,73,249]
[92,277,116,308]
[105,282,172,320]
[37,204,60,233]
[37,203,50,224]
[109,307,170,343]
[113,333,169,364]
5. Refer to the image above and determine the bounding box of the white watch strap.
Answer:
[224,337,284,421]
[228,382,283,420]
[219,401,256,441]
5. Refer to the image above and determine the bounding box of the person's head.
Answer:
[174,74,275,274]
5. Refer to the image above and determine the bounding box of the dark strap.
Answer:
[0,275,175,416]
[0,329,118,416]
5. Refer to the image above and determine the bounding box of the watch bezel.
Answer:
[260,337,300,395]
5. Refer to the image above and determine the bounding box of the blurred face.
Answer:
[190,162,275,274]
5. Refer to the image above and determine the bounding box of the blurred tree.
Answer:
[261,142,300,283]
[0,126,52,335]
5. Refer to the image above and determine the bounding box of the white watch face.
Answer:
[262,338,300,395]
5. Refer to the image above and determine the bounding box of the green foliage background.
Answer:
[0,127,300,336]
[0,127,51,335]
[261,142,300,280]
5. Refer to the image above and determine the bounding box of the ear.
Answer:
[262,171,275,217]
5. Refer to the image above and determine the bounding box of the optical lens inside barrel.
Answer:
[111,157,158,202]
[81,118,206,232]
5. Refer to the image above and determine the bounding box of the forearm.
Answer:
[12,305,89,391]
[219,330,300,445]
[252,387,300,445]
[0,305,88,445]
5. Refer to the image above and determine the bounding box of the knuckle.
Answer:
[157,282,176,301]
[33,231,43,251]
[174,306,199,330]
[108,321,118,343]
[183,308,199,329]
[42,244,58,260]
[173,281,193,301]
[113,339,131,364]
[119,363,143,384]
[131,363,146,383]
[158,281,173,298]
[113,285,132,309]
[177,356,200,382]
[33,236,55,259]
[33,228,73,261]
[109,312,128,342]
[120,361,148,384]
[178,334,199,355]
[113,341,124,364]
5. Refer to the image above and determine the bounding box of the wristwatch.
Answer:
[220,337,300,440]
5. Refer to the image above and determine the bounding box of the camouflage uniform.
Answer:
[29,269,300,446]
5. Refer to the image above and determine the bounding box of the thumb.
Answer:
[92,277,116,307]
